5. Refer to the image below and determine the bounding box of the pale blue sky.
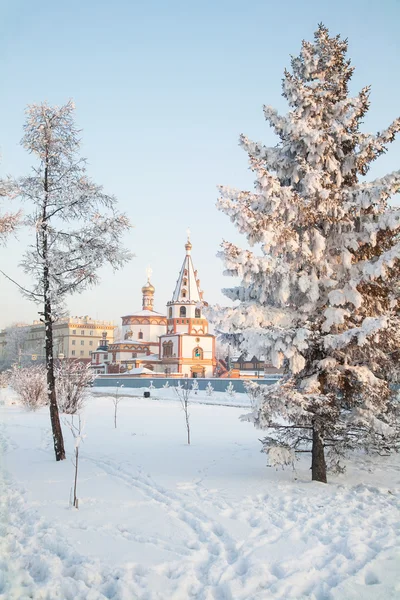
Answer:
[0,0,399,328]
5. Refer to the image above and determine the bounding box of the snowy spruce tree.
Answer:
[211,26,400,482]
[6,101,131,461]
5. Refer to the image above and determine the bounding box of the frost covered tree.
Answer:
[211,26,400,482]
[4,101,132,461]
[225,381,236,398]
[0,178,21,244]
[0,324,29,370]
[56,360,94,415]
[205,381,214,397]
[191,379,199,394]
[10,364,47,410]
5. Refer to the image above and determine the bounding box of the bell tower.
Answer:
[159,233,216,377]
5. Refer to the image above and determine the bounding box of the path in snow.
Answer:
[1,393,400,599]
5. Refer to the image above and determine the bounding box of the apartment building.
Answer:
[0,316,115,363]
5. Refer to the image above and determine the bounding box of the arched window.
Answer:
[193,346,203,359]
[168,307,172,318]
[195,308,201,318]
[182,290,186,298]
[180,306,186,317]
[138,331,143,340]
[183,278,187,286]
[163,341,173,357]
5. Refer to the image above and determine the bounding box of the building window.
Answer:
[104,354,108,360]
[168,307,172,318]
[72,350,76,356]
[81,340,84,345]
[72,330,76,335]
[195,308,201,318]
[193,346,203,359]
[72,340,76,345]
[180,306,186,318]
[90,331,93,336]
[132,353,137,358]
[81,330,85,335]
[163,341,173,358]
[138,331,143,340]
[89,341,93,346]
[80,350,84,356]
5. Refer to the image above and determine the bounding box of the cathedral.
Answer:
[92,235,216,377]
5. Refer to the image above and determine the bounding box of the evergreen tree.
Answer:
[211,25,400,482]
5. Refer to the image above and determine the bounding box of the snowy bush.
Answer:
[244,381,260,409]
[163,380,170,389]
[10,365,47,411]
[212,25,400,482]
[205,382,214,397]
[266,446,295,469]
[0,370,10,388]
[149,380,155,390]
[56,361,94,415]
[225,382,236,398]
[191,380,199,394]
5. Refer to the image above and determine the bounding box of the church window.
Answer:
[182,291,186,298]
[132,353,137,358]
[183,278,187,286]
[138,331,143,340]
[180,306,186,317]
[193,346,203,359]
[195,308,201,318]
[163,341,173,358]
[169,307,172,318]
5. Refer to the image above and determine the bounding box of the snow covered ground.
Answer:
[1,387,400,599]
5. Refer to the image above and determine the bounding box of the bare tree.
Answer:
[174,380,191,445]
[57,361,91,510]
[112,382,124,428]
[63,413,85,510]
[9,364,47,410]
[2,101,132,462]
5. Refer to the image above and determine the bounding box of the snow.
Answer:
[1,387,400,599]
[122,310,166,317]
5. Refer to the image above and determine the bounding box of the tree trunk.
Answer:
[73,446,79,508]
[43,150,65,462]
[185,401,190,445]
[311,425,327,483]
[114,403,117,428]
[44,295,66,461]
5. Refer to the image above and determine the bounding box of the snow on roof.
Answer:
[122,310,166,318]
[171,243,202,304]
[126,367,154,375]
[139,354,161,361]
[112,339,148,346]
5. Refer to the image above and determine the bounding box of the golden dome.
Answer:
[142,280,155,294]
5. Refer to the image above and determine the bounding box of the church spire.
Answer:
[171,234,203,304]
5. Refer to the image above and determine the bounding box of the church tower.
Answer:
[160,233,216,377]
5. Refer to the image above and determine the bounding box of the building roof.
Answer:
[171,237,203,304]
[122,309,166,318]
